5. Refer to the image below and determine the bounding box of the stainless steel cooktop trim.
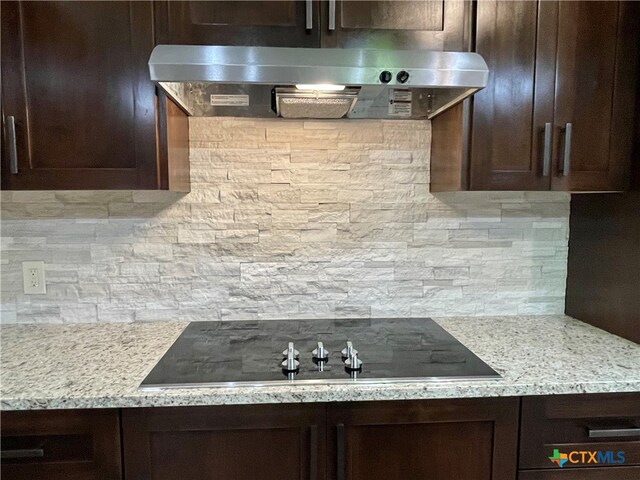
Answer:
[139,374,502,391]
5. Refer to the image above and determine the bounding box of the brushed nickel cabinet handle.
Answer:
[336,423,345,480]
[542,122,552,177]
[310,424,318,480]
[6,115,18,174]
[562,122,572,177]
[1,448,45,459]
[588,427,640,439]
[329,0,336,30]
[306,0,313,29]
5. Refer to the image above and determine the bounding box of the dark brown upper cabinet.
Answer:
[467,1,555,191]
[0,1,189,191]
[155,1,468,51]
[320,0,470,51]
[2,1,154,190]
[154,0,322,47]
[466,1,640,192]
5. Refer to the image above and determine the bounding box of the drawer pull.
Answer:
[588,427,640,439]
[1,448,45,459]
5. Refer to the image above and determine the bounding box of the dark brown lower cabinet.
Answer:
[518,468,640,480]
[5,394,638,480]
[519,393,640,479]
[122,398,519,480]
[0,409,122,480]
[122,403,327,480]
[327,398,520,480]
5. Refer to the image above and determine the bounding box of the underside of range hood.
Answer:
[149,45,489,120]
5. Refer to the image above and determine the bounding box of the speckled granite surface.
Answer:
[1,315,638,410]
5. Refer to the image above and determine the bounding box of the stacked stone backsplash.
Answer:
[0,118,569,324]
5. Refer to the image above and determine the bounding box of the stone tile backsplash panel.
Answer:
[0,118,569,323]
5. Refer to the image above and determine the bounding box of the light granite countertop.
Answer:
[1,315,639,410]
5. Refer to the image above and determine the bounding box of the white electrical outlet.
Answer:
[22,261,46,294]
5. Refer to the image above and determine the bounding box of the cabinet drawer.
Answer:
[519,466,640,480]
[1,409,121,480]
[520,394,640,470]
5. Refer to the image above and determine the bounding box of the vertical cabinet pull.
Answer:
[6,115,19,174]
[309,425,318,480]
[542,122,552,177]
[306,0,313,30]
[561,122,572,177]
[336,423,345,480]
[328,0,336,30]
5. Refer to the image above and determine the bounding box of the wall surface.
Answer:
[566,193,640,344]
[0,118,569,324]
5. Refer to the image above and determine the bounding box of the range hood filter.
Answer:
[274,87,359,119]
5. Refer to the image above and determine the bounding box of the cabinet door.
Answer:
[0,1,158,190]
[469,0,557,190]
[155,1,321,47]
[0,409,122,480]
[327,398,519,480]
[320,0,469,51]
[551,1,639,191]
[122,404,326,480]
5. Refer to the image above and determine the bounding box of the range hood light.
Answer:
[295,84,346,91]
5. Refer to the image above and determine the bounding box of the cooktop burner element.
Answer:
[140,318,501,389]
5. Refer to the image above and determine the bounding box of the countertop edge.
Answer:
[3,381,640,411]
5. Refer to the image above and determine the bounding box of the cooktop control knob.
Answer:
[344,352,363,371]
[312,342,329,361]
[282,343,300,358]
[341,341,358,359]
[396,70,410,84]
[281,342,300,372]
[379,70,393,84]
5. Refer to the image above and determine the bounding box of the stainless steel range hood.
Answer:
[149,45,488,120]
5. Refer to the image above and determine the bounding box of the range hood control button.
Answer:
[396,71,410,84]
[379,71,393,83]
[312,342,329,361]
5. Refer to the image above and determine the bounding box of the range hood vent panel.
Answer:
[149,45,489,120]
[274,87,360,119]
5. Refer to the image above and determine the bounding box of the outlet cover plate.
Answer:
[22,261,46,294]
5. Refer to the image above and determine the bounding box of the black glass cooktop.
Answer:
[140,318,500,389]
